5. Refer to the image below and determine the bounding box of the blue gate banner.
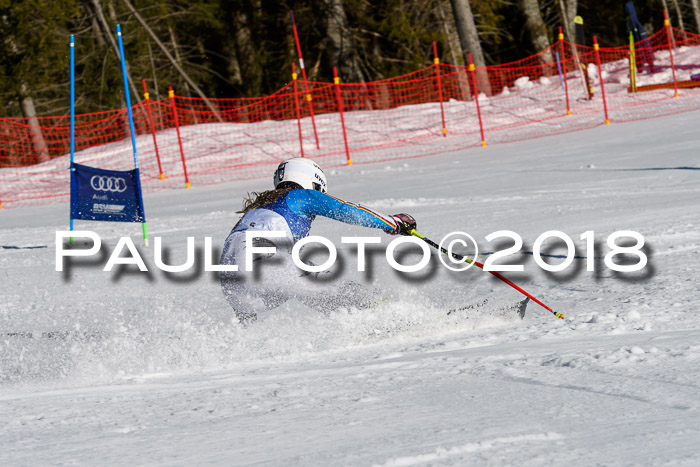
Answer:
[70,163,145,222]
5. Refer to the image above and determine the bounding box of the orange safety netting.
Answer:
[1,27,699,209]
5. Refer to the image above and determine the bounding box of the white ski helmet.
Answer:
[273,157,327,193]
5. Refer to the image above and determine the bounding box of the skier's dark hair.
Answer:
[238,186,296,213]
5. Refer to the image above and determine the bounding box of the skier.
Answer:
[220,157,417,322]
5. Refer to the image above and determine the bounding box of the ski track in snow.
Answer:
[1,109,700,465]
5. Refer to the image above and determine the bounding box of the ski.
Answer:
[446,298,488,315]
[447,297,530,320]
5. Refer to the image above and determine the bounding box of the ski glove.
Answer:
[390,213,417,236]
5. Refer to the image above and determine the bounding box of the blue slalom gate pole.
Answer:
[70,35,75,166]
[116,24,149,245]
[555,51,565,91]
[116,24,139,170]
[69,35,75,242]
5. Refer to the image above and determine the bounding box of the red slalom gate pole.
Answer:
[433,42,447,137]
[333,67,352,166]
[292,63,305,157]
[558,27,571,115]
[289,10,320,150]
[469,53,487,147]
[168,86,190,188]
[142,79,164,180]
[593,37,610,126]
[664,10,680,97]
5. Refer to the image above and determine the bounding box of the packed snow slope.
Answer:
[1,110,699,465]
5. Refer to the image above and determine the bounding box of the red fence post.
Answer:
[292,63,305,157]
[142,79,164,180]
[168,86,191,188]
[333,67,352,166]
[433,41,447,137]
[593,37,610,126]
[558,27,571,115]
[469,53,487,147]
[290,10,320,149]
[664,10,680,97]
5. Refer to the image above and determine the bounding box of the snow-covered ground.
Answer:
[1,109,700,465]
[3,42,699,208]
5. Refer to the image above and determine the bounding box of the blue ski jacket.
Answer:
[232,188,398,242]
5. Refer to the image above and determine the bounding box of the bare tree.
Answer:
[520,0,553,64]
[436,0,470,100]
[146,40,160,99]
[557,0,577,43]
[19,82,50,163]
[168,24,192,96]
[449,0,491,95]
[226,46,243,88]
[120,0,222,121]
[232,5,258,95]
[659,0,678,47]
[89,0,140,103]
[324,0,365,83]
[670,0,685,30]
[692,0,700,33]
[1,15,49,162]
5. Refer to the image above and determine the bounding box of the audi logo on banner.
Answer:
[90,175,128,193]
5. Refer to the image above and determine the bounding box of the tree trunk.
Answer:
[19,82,50,164]
[520,0,553,64]
[168,23,191,96]
[146,40,160,100]
[309,45,325,81]
[437,0,462,65]
[0,14,50,163]
[233,6,259,95]
[670,0,685,31]
[437,0,470,99]
[659,0,677,47]
[89,0,140,103]
[120,0,222,122]
[559,0,577,42]
[660,0,685,31]
[226,45,243,87]
[323,0,365,83]
[659,0,672,28]
[691,0,700,34]
[449,0,491,95]
[92,14,105,48]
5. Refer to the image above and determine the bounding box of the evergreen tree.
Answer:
[0,0,683,118]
